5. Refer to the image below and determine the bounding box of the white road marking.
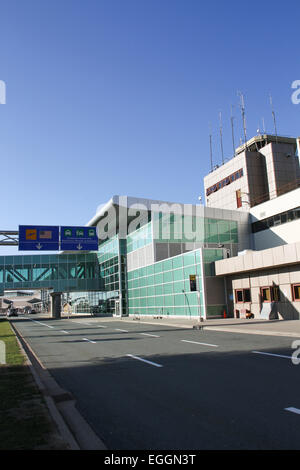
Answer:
[139,333,160,338]
[285,407,300,415]
[252,351,292,360]
[31,320,54,329]
[82,337,96,344]
[60,330,69,334]
[126,354,163,368]
[115,328,129,332]
[181,339,218,347]
[96,325,107,328]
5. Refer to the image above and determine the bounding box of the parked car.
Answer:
[30,309,37,314]
[7,308,18,317]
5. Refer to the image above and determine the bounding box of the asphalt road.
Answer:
[11,316,300,450]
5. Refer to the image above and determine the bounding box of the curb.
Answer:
[119,317,300,338]
[10,321,107,451]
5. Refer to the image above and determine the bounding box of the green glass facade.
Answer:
[126,222,152,253]
[127,249,204,317]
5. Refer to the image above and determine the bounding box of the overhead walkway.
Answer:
[0,252,104,318]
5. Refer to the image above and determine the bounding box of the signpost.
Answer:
[19,225,60,251]
[60,226,98,251]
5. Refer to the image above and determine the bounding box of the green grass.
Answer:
[0,319,68,450]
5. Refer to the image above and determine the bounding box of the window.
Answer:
[235,290,243,302]
[206,168,244,196]
[273,215,281,226]
[252,206,300,233]
[260,286,281,302]
[292,284,300,301]
[271,285,281,302]
[261,287,271,302]
[280,213,287,224]
[244,289,251,302]
[235,288,251,303]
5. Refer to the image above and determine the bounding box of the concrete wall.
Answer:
[250,187,300,220]
[259,142,300,199]
[215,242,300,277]
[215,242,300,320]
[228,265,300,320]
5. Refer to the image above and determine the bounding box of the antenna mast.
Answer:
[209,122,213,171]
[219,111,224,164]
[269,94,278,143]
[230,105,236,157]
[238,91,247,150]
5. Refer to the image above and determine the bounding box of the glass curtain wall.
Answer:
[127,249,204,318]
[97,235,121,314]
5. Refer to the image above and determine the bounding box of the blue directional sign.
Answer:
[19,225,60,251]
[60,226,98,251]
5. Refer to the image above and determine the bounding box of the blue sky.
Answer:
[1,0,299,255]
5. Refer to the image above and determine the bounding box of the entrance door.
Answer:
[115,300,121,317]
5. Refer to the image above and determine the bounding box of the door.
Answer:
[115,300,120,316]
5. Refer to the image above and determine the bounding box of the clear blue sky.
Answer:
[1,0,299,255]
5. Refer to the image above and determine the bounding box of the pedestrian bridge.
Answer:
[0,252,102,295]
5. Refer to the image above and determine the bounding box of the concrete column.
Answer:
[51,292,62,319]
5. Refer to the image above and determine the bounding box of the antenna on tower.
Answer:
[230,105,236,157]
[209,122,213,171]
[262,117,266,134]
[269,94,278,143]
[219,111,224,164]
[237,91,247,150]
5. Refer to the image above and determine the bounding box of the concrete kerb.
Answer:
[10,321,107,451]
[118,316,300,338]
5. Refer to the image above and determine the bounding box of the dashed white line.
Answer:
[126,354,163,368]
[252,351,292,360]
[82,337,97,344]
[181,340,218,347]
[115,328,129,332]
[60,330,70,334]
[139,333,160,338]
[31,320,54,329]
[285,407,300,415]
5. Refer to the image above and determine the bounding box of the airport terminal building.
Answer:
[1,133,300,320]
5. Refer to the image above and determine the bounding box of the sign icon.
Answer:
[19,226,60,251]
[60,226,98,251]
[26,229,37,240]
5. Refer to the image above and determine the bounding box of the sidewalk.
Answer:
[117,316,300,338]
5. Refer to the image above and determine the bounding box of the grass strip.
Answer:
[0,319,68,450]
